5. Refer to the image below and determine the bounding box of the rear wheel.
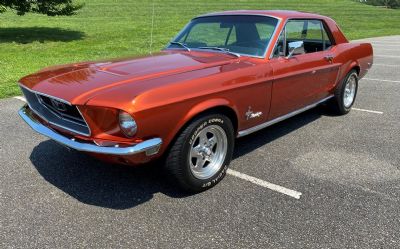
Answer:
[165,113,234,192]
[330,70,358,115]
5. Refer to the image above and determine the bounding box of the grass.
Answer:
[0,0,399,99]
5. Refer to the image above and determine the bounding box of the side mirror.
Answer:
[287,41,305,58]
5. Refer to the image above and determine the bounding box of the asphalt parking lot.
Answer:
[1,36,400,248]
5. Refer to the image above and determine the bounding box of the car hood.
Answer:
[19,51,238,105]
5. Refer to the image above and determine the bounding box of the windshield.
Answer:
[167,15,279,57]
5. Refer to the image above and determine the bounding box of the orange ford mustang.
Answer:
[18,10,373,192]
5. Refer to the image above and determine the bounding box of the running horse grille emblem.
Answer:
[50,99,68,112]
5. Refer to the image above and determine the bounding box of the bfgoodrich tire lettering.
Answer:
[165,113,234,192]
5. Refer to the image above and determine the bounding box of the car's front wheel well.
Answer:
[198,106,238,134]
[163,105,238,158]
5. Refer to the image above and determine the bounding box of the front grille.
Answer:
[36,94,87,126]
[20,85,90,136]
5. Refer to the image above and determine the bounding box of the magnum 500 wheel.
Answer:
[165,113,235,192]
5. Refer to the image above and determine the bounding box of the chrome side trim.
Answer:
[19,105,162,156]
[237,95,333,137]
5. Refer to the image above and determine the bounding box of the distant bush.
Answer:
[0,0,83,16]
[359,0,400,9]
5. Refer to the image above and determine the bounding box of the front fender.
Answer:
[183,98,239,125]
[164,98,239,149]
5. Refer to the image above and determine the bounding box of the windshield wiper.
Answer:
[169,42,191,51]
[197,47,240,58]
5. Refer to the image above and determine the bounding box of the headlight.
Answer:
[119,111,137,137]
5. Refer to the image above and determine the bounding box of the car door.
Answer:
[268,19,339,119]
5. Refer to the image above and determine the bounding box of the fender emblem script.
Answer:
[245,106,263,120]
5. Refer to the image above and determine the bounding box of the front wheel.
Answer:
[165,113,235,192]
[330,70,359,115]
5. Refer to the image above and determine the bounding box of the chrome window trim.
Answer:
[165,14,282,60]
[237,95,333,137]
[270,18,291,59]
[19,83,92,136]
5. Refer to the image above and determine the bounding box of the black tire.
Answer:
[165,113,235,193]
[330,70,359,115]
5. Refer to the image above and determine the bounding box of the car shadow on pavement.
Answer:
[29,142,188,210]
[233,106,325,159]
[29,106,327,210]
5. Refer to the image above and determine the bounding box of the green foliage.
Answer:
[0,0,83,16]
[0,0,400,99]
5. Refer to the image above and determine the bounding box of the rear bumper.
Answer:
[19,105,162,156]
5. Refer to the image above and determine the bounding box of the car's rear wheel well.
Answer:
[352,65,360,75]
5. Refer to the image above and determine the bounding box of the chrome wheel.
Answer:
[343,74,357,108]
[188,125,228,180]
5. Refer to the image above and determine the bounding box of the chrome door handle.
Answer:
[324,55,334,63]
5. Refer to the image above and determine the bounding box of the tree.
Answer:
[0,0,83,16]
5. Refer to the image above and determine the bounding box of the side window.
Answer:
[305,20,322,41]
[273,20,307,57]
[303,20,334,53]
[321,25,333,49]
[272,31,285,58]
[305,20,324,53]
[272,19,334,57]
[286,20,307,41]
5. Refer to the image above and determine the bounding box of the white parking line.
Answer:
[363,78,400,83]
[374,47,399,51]
[372,44,400,46]
[374,55,400,58]
[227,169,302,199]
[13,96,26,102]
[373,64,399,67]
[370,41,400,44]
[352,108,383,114]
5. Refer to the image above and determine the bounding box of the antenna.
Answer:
[149,1,155,54]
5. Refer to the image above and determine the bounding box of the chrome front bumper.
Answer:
[19,105,162,156]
